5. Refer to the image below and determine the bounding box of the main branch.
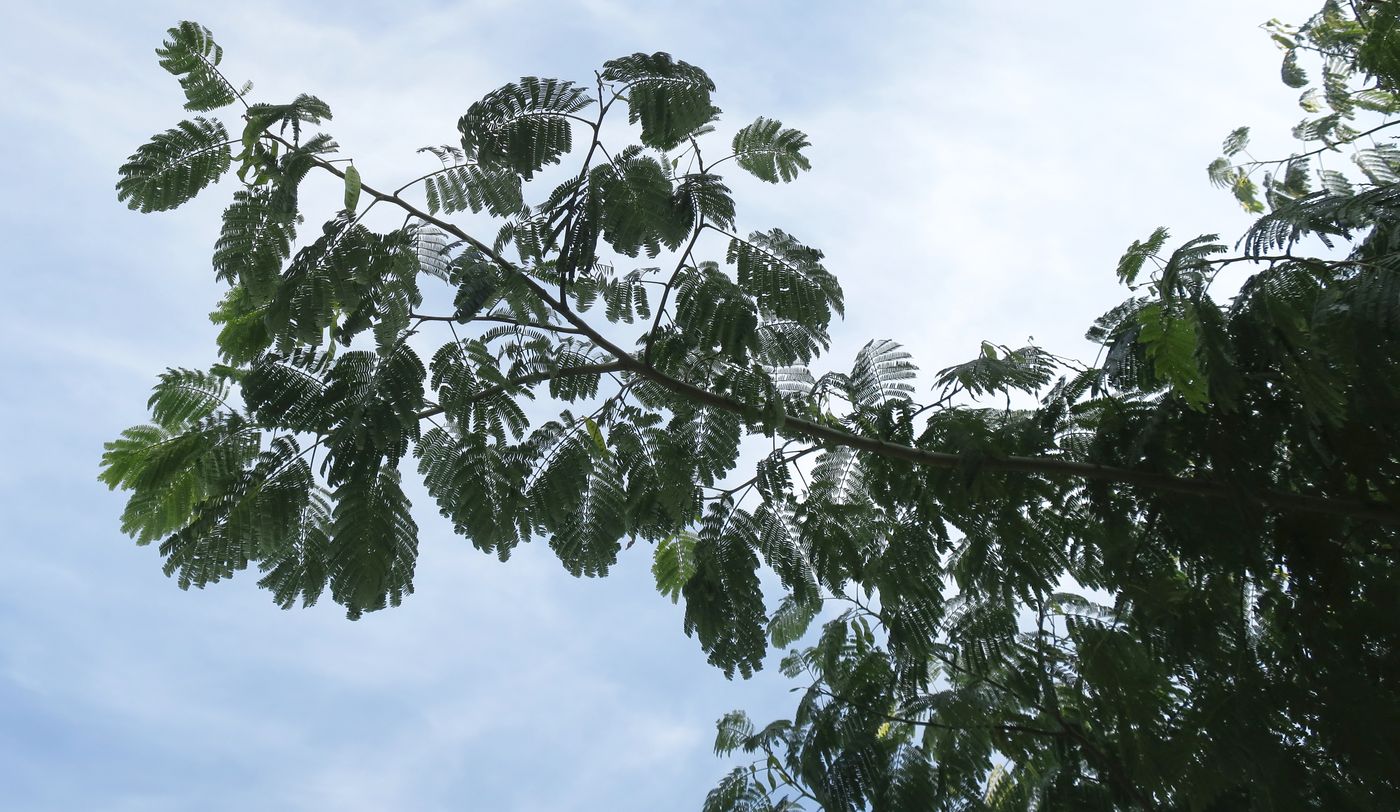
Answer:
[286,138,1400,526]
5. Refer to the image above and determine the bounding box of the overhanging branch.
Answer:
[288,137,1399,526]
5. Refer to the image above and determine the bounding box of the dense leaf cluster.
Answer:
[106,4,1399,808]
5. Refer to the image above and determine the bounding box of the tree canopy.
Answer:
[103,3,1400,808]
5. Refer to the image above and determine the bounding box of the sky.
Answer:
[0,1,1320,809]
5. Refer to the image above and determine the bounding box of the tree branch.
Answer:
[643,221,703,365]
[416,361,628,420]
[1237,119,1400,168]
[409,312,585,335]
[283,136,1400,525]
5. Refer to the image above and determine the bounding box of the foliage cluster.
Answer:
[105,4,1400,808]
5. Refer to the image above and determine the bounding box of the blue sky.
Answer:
[0,1,1318,809]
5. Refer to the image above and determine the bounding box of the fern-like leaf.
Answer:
[754,500,816,599]
[674,173,736,231]
[728,229,844,328]
[595,148,688,257]
[769,593,822,648]
[155,21,241,111]
[674,263,761,364]
[682,503,767,678]
[255,484,333,609]
[412,222,453,281]
[934,343,1056,399]
[847,339,916,408]
[457,77,593,179]
[213,187,298,301]
[244,94,332,144]
[602,52,718,150]
[416,426,529,558]
[653,531,699,604]
[1115,226,1170,286]
[1136,301,1209,410]
[1221,126,1250,157]
[731,117,812,183]
[147,367,231,430]
[327,465,419,619]
[117,117,231,212]
[668,403,743,487]
[422,164,524,217]
[99,413,259,545]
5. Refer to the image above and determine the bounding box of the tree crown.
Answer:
[104,4,1400,807]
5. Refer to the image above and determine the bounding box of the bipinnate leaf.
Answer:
[1115,226,1170,286]
[653,531,698,604]
[602,52,718,150]
[458,77,593,179]
[682,505,767,679]
[156,21,241,111]
[595,147,688,257]
[328,465,419,619]
[731,117,812,183]
[769,594,821,648]
[714,710,755,755]
[422,163,524,217]
[728,229,844,328]
[117,117,232,212]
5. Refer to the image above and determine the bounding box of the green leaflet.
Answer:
[712,710,755,756]
[727,229,844,327]
[767,593,821,648]
[682,503,767,678]
[572,267,652,323]
[213,188,299,302]
[1221,126,1250,157]
[934,343,1055,400]
[327,465,419,618]
[156,21,242,111]
[845,339,916,407]
[674,173,736,231]
[601,52,717,150]
[416,426,529,558]
[422,163,523,217]
[116,117,232,212]
[593,147,689,257]
[209,286,273,364]
[245,94,332,145]
[147,367,231,430]
[255,486,333,609]
[731,117,812,183]
[652,531,698,604]
[753,501,816,600]
[321,346,426,484]
[1115,226,1170,286]
[673,262,761,364]
[1281,46,1309,87]
[529,415,628,577]
[161,435,316,592]
[99,416,255,544]
[457,77,593,179]
[1136,301,1209,410]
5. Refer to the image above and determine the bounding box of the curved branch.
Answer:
[284,137,1399,525]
